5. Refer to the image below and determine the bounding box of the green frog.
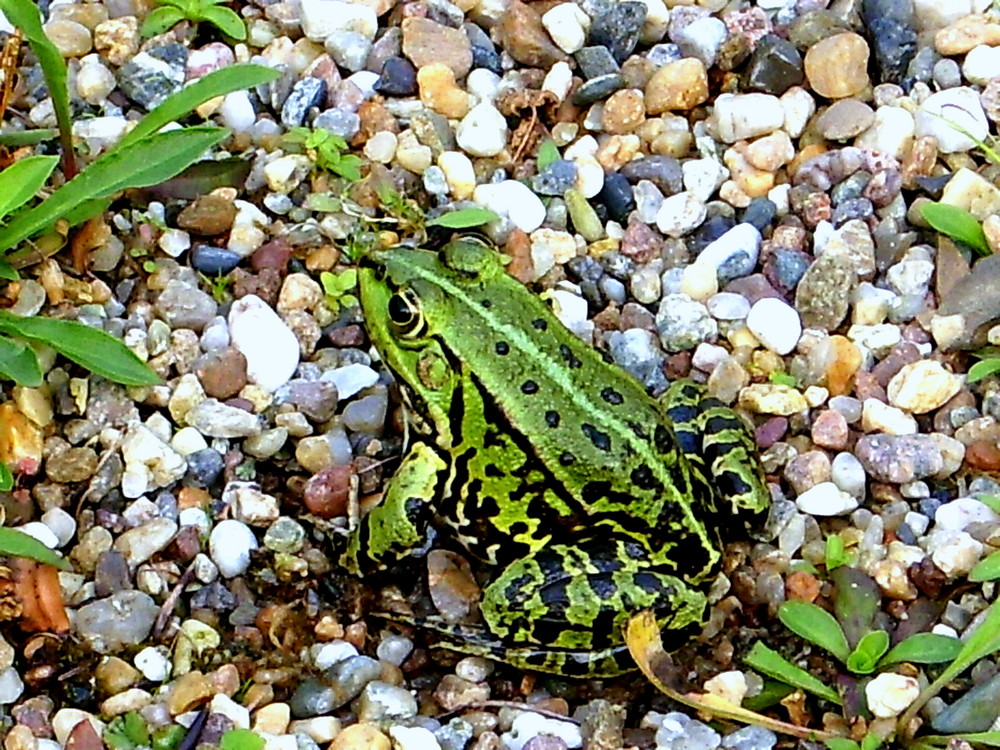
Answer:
[341,237,770,677]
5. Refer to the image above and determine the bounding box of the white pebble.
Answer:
[363,131,397,163]
[209,519,258,578]
[16,522,59,550]
[934,497,1000,532]
[682,157,728,202]
[229,295,301,392]
[861,399,918,435]
[456,101,509,157]
[696,222,761,272]
[866,673,919,719]
[542,3,590,53]
[655,191,706,237]
[712,92,784,142]
[40,508,76,548]
[473,180,545,232]
[963,44,1000,85]
[300,0,377,41]
[158,228,190,258]
[220,90,257,132]
[467,68,500,102]
[746,297,801,355]
[542,61,573,102]
[327,363,379,400]
[134,646,172,682]
[794,482,859,516]
[915,87,988,153]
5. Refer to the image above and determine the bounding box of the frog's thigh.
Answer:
[480,540,708,653]
[340,442,446,575]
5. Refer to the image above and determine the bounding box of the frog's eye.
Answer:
[387,288,424,337]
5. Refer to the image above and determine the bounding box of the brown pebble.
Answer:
[935,15,1000,56]
[784,570,820,603]
[496,0,568,68]
[303,464,356,518]
[251,239,292,273]
[804,32,870,99]
[815,99,875,140]
[966,439,1000,470]
[177,194,236,236]
[504,229,534,284]
[401,17,473,78]
[811,409,849,450]
[195,347,248,400]
[327,324,367,347]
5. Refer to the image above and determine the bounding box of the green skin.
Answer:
[343,238,770,677]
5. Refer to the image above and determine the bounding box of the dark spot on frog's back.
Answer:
[654,424,674,454]
[495,341,509,355]
[532,318,547,330]
[522,380,539,394]
[630,464,660,490]
[545,410,560,428]
[559,344,582,369]
[601,387,624,405]
[582,423,612,452]
[559,451,576,466]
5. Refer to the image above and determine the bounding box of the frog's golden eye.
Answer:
[388,288,424,337]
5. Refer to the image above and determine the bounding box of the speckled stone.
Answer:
[816,99,875,140]
[401,18,473,79]
[644,57,709,114]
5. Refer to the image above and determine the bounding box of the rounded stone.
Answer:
[804,32,871,99]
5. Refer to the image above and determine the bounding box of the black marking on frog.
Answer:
[582,423,612,452]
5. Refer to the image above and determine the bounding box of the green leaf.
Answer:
[0,127,228,256]
[920,201,991,256]
[0,259,15,281]
[833,567,881,649]
[968,358,1000,383]
[825,740,860,750]
[0,156,59,220]
[197,5,247,39]
[768,371,798,388]
[0,129,57,148]
[117,64,280,151]
[220,729,264,750]
[845,630,888,674]
[0,527,70,570]
[879,632,962,666]
[151,725,186,750]
[778,600,851,663]
[745,641,842,705]
[0,312,159,386]
[140,5,187,37]
[859,734,881,750]
[971,550,1000,582]
[0,0,74,176]
[0,463,12,492]
[977,494,1000,514]
[426,208,501,229]
[0,335,42,386]
[537,139,560,171]
[825,534,852,571]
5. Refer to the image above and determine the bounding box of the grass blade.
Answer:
[0,127,227,254]
[0,527,70,570]
[0,335,41,386]
[0,155,58,219]
[0,311,159,386]
[0,0,75,176]
[116,63,279,150]
[426,207,500,229]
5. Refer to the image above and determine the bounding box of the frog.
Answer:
[341,237,770,677]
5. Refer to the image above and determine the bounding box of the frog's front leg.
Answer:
[340,442,446,575]
[480,536,708,676]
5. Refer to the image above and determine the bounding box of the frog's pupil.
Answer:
[388,293,414,325]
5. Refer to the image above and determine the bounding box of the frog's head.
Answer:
[358,238,503,444]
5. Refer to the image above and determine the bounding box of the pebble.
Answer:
[712,93,784,143]
[795,482,859,516]
[300,0,377,42]
[746,298,801,355]
[228,295,301,392]
[746,34,804,96]
[655,294,717,352]
[816,99,875,140]
[655,192,706,237]
[209,519,258,578]
[887,360,963,414]
[915,87,989,154]
[542,4,590,54]
[866,673,920,719]
[114,518,178,566]
[456,102,508,157]
[644,58,709,114]
[503,713,582,750]
[804,32,871,99]
[934,14,1000,56]
[653,712,720,750]
[473,180,546,233]
[401,17,472,79]
[75,592,159,654]
[498,0,568,68]
[154,280,218,331]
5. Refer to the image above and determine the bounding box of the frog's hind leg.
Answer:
[476,538,709,676]
[663,379,769,529]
